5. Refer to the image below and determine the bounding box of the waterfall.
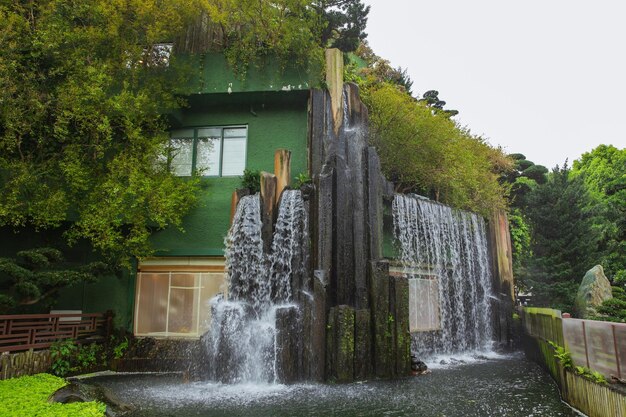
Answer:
[206,191,308,383]
[392,194,493,357]
[268,190,310,302]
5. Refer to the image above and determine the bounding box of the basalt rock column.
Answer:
[308,49,409,382]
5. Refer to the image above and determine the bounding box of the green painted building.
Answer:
[3,53,319,336]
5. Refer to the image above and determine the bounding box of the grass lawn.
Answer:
[0,373,105,417]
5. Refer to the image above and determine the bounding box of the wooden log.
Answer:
[274,149,292,204]
[230,188,250,225]
[260,171,277,252]
[325,48,344,134]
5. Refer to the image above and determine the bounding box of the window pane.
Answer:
[170,138,193,176]
[196,137,221,176]
[409,277,441,332]
[168,287,199,335]
[199,273,227,334]
[171,273,199,288]
[136,273,169,334]
[223,127,246,138]
[197,128,222,137]
[171,129,194,138]
[221,137,247,176]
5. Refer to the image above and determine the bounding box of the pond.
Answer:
[87,352,579,417]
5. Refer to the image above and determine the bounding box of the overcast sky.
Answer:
[361,0,626,169]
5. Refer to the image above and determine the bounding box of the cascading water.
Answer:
[268,190,310,302]
[206,191,309,383]
[392,194,493,358]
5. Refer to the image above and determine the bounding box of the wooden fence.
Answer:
[521,307,626,417]
[0,312,113,353]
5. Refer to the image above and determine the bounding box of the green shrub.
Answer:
[573,365,608,384]
[0,373,105,417]
[50,340,105,376]
[241,169,261,194]
[50,340,77,377]
[548,341,573,369]
[113,337,129,360]
[294,172,312,189]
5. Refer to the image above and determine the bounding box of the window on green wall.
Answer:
[169,126,247,177]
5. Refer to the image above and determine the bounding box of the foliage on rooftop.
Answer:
[346,47,512,216]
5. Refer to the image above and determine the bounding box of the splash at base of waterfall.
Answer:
[206,191,308,383]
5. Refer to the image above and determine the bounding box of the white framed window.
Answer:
[391,266,442,333]
[169,126,247,177]
[134,270,225,338]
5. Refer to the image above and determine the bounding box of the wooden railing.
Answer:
[0,312,113,353]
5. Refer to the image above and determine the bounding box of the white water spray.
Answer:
[392,194,493,357]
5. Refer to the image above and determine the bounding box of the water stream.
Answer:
[392,194,494,358]
[206,191,308,383]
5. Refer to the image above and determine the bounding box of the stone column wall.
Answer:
[0,350,52,380]
[489,209,515,347]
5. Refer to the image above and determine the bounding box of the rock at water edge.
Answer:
[575,265,612,318]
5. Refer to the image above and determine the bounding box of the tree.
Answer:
[318,0,370,52]
[361,83,511,216]
[0,0,207,263]
[522,163,600,312]
[0,248,109,313]
[418,90,459,118]
[572,145,626,281]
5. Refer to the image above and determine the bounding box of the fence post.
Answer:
[612,324,621,379]
[581,321,590,368]
[105,310,114,338]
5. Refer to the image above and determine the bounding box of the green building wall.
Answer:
[152,90,310,256]
[1,54,315,332]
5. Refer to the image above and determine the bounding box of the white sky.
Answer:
[361,0,626,168]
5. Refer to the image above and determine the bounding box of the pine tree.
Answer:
[523,163,600,311]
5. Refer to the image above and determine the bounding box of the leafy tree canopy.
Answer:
[360,82,511,216]
[0,0,215,263]
[318,0,370,52]
[572,144,625,279]
[418,90,459,118]
[0,247,109,313]
[520,163,600,311]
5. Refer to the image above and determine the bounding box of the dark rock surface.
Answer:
[50,381,134,417]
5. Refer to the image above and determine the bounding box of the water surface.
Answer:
[89,353,578,417]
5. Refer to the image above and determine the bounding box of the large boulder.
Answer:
[575,265,613,318]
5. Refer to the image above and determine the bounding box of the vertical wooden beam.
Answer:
[274,149,292,203]
[230,188,250,225]
[325,48,344,134]
[260,171,277,252]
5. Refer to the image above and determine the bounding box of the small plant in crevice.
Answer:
[294,172,312,189]
[548,341,572,369]
[241,169,261,194]
[575,365,608,385]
